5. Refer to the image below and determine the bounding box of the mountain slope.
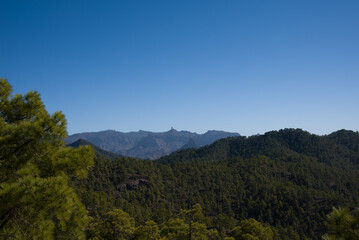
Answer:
[158,128,359,165]
[73,128,359,239]
[66,128,240,159]
[68,138,121,160]
[179,138,199,150]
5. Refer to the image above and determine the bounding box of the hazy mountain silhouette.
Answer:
[179,138,199,150]
[67,139,122,160]
[65,128,240,159]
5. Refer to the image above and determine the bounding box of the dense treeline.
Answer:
[85,203,277,240]
[74,129,359,239]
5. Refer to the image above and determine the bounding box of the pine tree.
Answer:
[230,218,274,240]
[132,220,162,240]
[0,78,94,239]
[323,207,359,240]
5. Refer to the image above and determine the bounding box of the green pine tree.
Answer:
[0,78,94,239]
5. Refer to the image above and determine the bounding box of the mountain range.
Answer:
[65,128,240,159]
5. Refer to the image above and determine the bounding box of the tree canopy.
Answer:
[0,78,94,239]
[322,207,359,240]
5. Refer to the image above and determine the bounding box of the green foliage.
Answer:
[88,209,135,240]
[132,220,162,240]
[90,209,135,240]
[230,218,273,240]
[0,78,94,239]
[323,207,359,240]
[88,205,218,240]
[160,218,189,240]
[180,203,206,224]
[159,204,220,240]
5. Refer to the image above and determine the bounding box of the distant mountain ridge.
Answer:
[65,128,240,159]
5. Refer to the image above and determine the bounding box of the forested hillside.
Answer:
[73,129,359,239]
[158,129,359,165]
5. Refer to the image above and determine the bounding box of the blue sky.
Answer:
[1,0,358,136]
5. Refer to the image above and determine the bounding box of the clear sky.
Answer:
[1,0,358,136]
